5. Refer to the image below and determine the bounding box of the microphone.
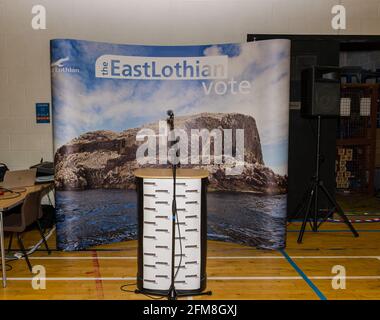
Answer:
[167,110,174,131]
[167,110,174,118]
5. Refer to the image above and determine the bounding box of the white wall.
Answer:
[0,0,380,170]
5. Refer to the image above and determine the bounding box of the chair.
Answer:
[4,190,51,272]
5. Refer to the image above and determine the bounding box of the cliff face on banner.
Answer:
[55,112,287,194]
[51,39,290,251]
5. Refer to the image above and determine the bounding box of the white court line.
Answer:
[210,276,380,280]
[27,257,137,260]
[210,256,380,259]
[25,256,283,260]
[23,255,380,260]
[287,256,380,259]
[2,276,303,281]
[211,276,302,280]
[6,277,135,281]
[309,276,380,280]
[5,276,380,281]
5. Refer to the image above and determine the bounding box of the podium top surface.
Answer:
[134,168,209,179]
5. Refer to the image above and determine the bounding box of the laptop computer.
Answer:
[0,169,37,189]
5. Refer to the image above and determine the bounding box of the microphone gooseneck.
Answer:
[166,110,174,133]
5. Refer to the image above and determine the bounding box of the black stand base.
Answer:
[134,288,212,300]
[296,178,359,244]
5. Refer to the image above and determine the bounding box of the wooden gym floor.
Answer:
[0,221,380,300]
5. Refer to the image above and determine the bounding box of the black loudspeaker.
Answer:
[301,66,341,117]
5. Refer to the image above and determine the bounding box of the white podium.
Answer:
[135,168,208,295]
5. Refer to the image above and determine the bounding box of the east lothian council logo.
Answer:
[51,57,80,73]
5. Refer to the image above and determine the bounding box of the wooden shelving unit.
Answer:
[336,84,379,194]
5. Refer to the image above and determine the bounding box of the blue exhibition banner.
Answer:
[51,39,290,251]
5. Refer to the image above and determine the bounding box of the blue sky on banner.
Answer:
[51,39,290,175]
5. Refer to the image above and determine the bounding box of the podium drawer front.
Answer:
[143,191,172,202]
[175,210,201,236]
[175,249,200,264]
[143,197,172,213]
[144,224,171,240]
[174,222,200,245]
[174,263,201,290]
[143,178,173,188]
[143,178,172,197]
[143,178,201,198]
[143,238,172,262]
[143,268,171,290]
[175,196,201,207]
[175,179,201,190]
[175,206,200,218]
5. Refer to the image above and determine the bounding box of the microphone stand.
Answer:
[136,111,211,300]
[167,111,178,300]
[166,111,212,300]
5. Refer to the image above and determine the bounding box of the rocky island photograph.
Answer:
[55,112,288,250]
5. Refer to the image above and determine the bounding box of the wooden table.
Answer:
[0,183,53,288]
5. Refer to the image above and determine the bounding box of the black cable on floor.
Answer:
[120,283,165,300]
[0,264,13,272]
[141,293,165,300]
[120,282,137,293]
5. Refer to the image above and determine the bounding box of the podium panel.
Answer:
[135,169,208,295]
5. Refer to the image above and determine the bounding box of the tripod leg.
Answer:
[293,195,307,222]
[320,184,359,237]
[297,186,315,243]
[293,187,310,219]
[313,183,319,232]
[292,181,313,221]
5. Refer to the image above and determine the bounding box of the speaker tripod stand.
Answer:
[296,116,359,243]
